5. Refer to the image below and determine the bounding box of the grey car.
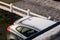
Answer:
[7,16,58,40]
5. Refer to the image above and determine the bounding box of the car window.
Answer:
[16,26,38,37]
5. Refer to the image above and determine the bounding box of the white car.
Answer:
[7,16,60,40]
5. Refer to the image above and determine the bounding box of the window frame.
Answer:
[16,25,38,38]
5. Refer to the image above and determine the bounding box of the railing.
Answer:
[0,1,50,19]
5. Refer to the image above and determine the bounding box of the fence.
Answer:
[0,1,49,19]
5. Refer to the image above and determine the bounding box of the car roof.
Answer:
[21,17,56,30]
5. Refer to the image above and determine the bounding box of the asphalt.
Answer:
[0,0,20,4]
[13,0,60,21]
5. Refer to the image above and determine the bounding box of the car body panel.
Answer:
[10,24,27,39]
[33,25,60,40]
[15,16,56,30]
[8,16,57,40]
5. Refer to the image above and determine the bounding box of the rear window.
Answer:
[16,26,38,37]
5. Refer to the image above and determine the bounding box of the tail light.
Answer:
[7,26,10,33]
[7,24,14,33]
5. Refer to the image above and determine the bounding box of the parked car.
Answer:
[7,16,59,40]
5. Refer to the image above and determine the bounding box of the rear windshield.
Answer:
[16,26,38,37]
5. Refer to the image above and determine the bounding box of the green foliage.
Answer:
[0,13,7,40]
[0,13,6,22]
[0,13,10,27]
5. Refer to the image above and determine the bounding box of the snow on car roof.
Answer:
[21,17,56,30]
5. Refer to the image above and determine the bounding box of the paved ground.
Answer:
[23,0,60,9]
[0,0,21,4]
[13,0,60,21]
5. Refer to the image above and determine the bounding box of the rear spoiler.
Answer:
[25,21,60,40]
